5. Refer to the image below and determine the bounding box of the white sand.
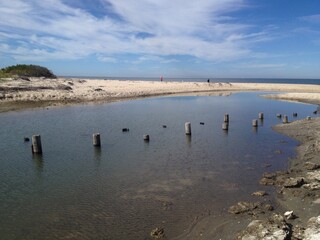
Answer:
[1,77,320,106]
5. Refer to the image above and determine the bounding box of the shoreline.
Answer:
[232,117,320,239]
[1,77,320,113]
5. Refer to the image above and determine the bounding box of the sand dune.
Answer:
[1,77,320,111]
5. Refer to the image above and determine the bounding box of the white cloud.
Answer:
[238,63,287,69]
[0,0,270,62]
[300,14,320,24]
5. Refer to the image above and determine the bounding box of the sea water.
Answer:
[0,92,317,239]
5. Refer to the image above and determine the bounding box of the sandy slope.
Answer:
[1,78,320,108]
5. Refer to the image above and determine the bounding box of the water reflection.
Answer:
[32,153,44,175]
[93,147,102,169]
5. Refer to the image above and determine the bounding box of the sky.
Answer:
[0,0,320,78]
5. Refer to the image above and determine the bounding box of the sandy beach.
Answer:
[1,77,320,112]
[1,77,320,239]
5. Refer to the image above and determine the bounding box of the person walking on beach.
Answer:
[160,75,163,82]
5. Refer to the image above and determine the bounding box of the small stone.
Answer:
[292,225,305,240]
[303,182,320,190]
[307,170,320,181]
[284,211,296,220]
[283,177,305,188]
[305,162,320,170]
[228,202,259,214]
[264,204,274,211]
[150,227,165,239]
[313,198,320,204]
[251,191,268,197]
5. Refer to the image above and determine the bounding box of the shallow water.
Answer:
[0,92,317,239]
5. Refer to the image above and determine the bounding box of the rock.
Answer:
[200,122,205,125]
[228,202,259,214]
[238,214,290,240]
[303,182,320,190]
[260,173,277,185]
[304,216,320,240]
[162,201,173,210]
[228,202,273,215]
[307,170,320,182]
[264,204,274,211]
[275,150,283,154]
[94,88,103,91]
[305,162,320,170]
[24,137,30,142]
[313,198,320,204]
[122,128,129,132]
[284,211,296,220]
[283,177,305,188]
[150,227,165,239]
[251,191,268,197]
[292,225,305,240]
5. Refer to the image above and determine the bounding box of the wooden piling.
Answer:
[252,119,258,127]
[32,135,42,154]
[185,122,191,135]
[93,133,101,147]
[259,112,264,119]
[222,122,229,130]
[143,134,150,141]
[224,114,229,123]
[283,115,288,124]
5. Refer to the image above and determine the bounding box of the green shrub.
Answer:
[0,64,56,78]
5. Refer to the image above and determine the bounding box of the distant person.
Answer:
[207,79,210,83]
[160,75,163,82]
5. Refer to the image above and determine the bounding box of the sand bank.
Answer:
[1,77,320,112]
[264,92,320,105]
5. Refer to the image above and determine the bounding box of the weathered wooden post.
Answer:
[222,122,229,130]
[259,112,264,120]
[283,115,288,124]
[93,133,101,147]
[32,135,42,154]
[185,122,191,135]
[143,134,150,141]
[252,119,258,127]
[224,114,229,123]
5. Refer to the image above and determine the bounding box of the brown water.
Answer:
[0,92,317,239]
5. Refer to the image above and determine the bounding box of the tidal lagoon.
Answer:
[0,92,317,239]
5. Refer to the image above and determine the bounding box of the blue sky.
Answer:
[0,0,320,78]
